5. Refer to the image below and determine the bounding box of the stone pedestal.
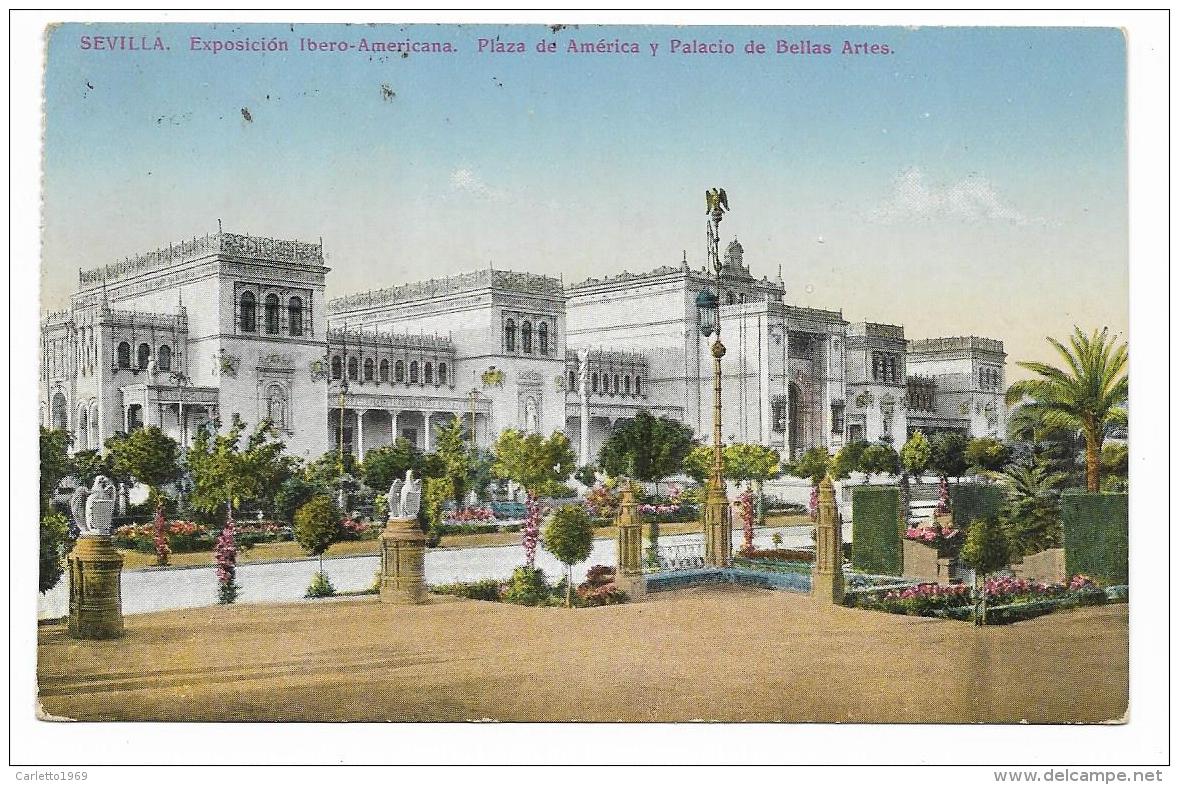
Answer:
[703,479,732,568]
[379,516,427,604]
[615,486,646,598]
[68,536,124,639]
[812,476,845,605]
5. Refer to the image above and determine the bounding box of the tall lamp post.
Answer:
[697,187,732,567]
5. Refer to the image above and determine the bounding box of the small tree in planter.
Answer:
[901,432,932,483]
[958,516,1011,625]
[294,495,341,597]
[542,504,595,608]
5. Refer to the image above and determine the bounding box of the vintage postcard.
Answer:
[17,9,1167,770]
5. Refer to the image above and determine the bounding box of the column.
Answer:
[812,474,845,605]
[122,404,130,434]
[423,412,433,451]
[614,485,646,598]
[388,409,399,445]
[579,377,590,468]
[355,408,367,459]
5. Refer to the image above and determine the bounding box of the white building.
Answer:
[41,230,1007,464]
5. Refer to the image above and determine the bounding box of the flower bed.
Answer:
[845,574,1113,624]
[429,564,628,608]
[731,547,815,575]
[904,520,962,557]
[114,520,212,553]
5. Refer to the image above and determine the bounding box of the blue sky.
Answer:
[41,23,1127,374]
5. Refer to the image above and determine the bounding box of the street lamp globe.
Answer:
[695,289,719,337]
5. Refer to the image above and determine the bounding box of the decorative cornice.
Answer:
[328,269,564,312]
[79,231,325,286]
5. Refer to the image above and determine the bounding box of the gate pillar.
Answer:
[615,485,646,598]
[812,474,845,605]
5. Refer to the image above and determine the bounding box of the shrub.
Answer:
[851,486,902,575]
[501,566,551,606]
[432,579,503,602]
[577,582,628,607]
[542,505,595,607]
[305,570,336,599]
[39,511,69,594]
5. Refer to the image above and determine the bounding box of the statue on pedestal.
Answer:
[379,469,427,605]
[67,475,124,639]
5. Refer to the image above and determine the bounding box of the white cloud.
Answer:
[870,167,1027,225]
[449,168,504,201]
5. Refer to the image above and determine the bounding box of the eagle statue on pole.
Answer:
[706,187,729,216]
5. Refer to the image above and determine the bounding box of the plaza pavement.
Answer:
[37,586,1127,723]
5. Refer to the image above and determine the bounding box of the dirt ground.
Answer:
[36,586,1127,723]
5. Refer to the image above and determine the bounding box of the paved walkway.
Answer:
[37,587,1127,723]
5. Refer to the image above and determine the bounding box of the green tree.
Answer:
[306,449,362,489]
[492,429,576,568]
[107,426,181,508]
[70,448,112,488]
[1007,401,1085,483]
[831,439,869,481]
[597,410,694,496]
[273,472,329,524]
[965,437,1011,476]
[681,444,719,485]
[959,517,1012,625]
[928,432,969,480]
[39,428,73,594]
[187,415,292,519]
[40,427,73,514]
[859,444,899,481]
[786,447,830,485]
[1000,462,1067,556]
[542,504,595,607]
[725,443,781,526]
[900,432,932,480]
[1100,443,1128,491]
[360,438,420,492]
[1005,327,1128,492]
[434,415,474,509]
[293,494,341,571]
[492,429,577,498]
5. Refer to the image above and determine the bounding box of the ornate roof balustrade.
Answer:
[78,231,325,287]
[328,269,564,313]
[326,327,454,353]
[908,336,1005,354]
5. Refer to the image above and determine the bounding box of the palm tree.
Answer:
[1001,462,1068,556]
[1006,327,1127,492]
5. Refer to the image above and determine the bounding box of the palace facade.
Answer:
[41,230,1007,464]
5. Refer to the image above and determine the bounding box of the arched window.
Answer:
[331,356,342,380]
[635,376,642,396]
[117,341,131,369]
[624,376,631,394]
[409,361,419,384]
[424,362,434,384]
[240,292,256,332]
[395,360,405,382]
[504,319,516,352]
[538,322,549,354]
[265,294,280,334]
[265,384,287,430]
[347,357,358,381]
[613,375,619,394]
[364,358,374,382]
[379,359,389,382]
[438,363,448,385]
[522,321,533,354]
[288,297,304,337]
[592,373,599,393]
[77,407,89,450]
[158,344,172,372]
[137,343,151,370]
[51,392,67,430]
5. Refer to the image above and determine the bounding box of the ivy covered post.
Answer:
[614,484,646,599]
[811,475,844,606]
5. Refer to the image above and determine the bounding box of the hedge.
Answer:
[851,486,902,576]
[1062,492,1128,586]
[950,483,1004,529]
